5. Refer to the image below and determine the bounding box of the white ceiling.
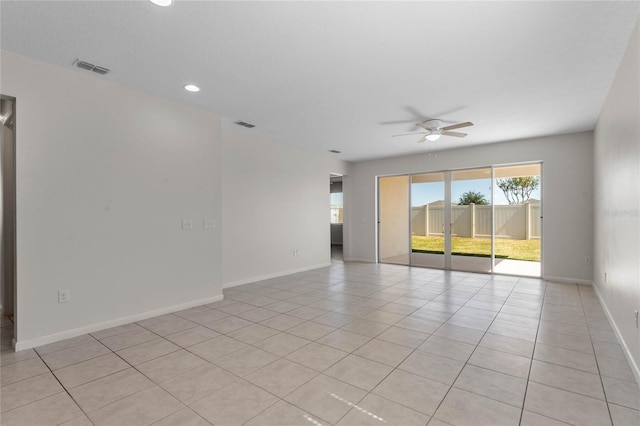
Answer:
[1,1,638,161]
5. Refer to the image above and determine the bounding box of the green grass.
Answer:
[412,235,540,262]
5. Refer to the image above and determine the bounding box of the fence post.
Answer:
[525,202,531,240]
[425,204,429,236]
[470,203,476,238]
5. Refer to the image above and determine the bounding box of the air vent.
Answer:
[329,150,341,154]
[73,59,110,75]
[234,121,255,129]
[92,66,110,75]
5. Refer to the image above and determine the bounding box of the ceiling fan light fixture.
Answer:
[426,128,442,142]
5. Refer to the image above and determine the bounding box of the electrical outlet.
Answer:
[604,272,607,284]
[182,219,192,230]
[585,257,592,265]
[58,289,70,303]
[203,219,215,229]
[293,249,300,256]
[635,310,638,328]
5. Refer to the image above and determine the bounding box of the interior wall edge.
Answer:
[592,282,640,385]
[13,294,224,352]
[542,276,593,286]
[222,262,332,290]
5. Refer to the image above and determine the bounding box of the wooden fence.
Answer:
[411,203,541,239]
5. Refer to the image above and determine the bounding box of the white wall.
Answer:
[221,128,348,287]
[346,132,594,283]
[594,18,640,377]
[2,52,223,349]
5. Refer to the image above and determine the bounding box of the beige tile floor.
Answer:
[1,262,639,426]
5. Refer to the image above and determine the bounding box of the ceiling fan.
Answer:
[393,119,473,143]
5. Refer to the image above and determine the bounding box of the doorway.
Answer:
[378,163,542,277]
[1,95,17,350]
[330,174,344,263]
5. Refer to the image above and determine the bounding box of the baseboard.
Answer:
[14,294,224,351]
[592,283,640,385]
[343,258,375,263]
[543,275,593,285]
[223,263,332,289]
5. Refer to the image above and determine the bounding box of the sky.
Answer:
[411,178,541,206]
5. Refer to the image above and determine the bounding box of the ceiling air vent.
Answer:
[234,121,255,129]
[73,59,110,75]
[328,150,342,154]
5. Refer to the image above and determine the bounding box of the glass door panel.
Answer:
[492,164,542,277]
[410,172,445,268]
[378,175,410,265]
[451,168,493,273]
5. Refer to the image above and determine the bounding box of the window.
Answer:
[330,192,343,224]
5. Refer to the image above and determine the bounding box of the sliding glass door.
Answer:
[378,175,410,265]
[378,163,542,277]
[410,172,445,269]
[450,168,493,273]
[492,164,542,276]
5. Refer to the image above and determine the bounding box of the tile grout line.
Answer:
[47,325,187,422]
[31,345,97,425]
[579,284,615,426]
[335,274,516,424]
[228,270,555,424]
[516,277,549,425]
[424,275,525,424]
[238,271,451,425]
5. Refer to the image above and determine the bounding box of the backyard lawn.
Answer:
[412,235,540,262]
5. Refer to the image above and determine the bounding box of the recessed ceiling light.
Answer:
[150,0,173,7]
[184,84,200,92]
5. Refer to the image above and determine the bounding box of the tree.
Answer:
[458,190,489,205]
[496,177,539,204]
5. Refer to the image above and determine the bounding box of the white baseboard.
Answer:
[592,283,640,385]
[543,275,593,285]
[343,258,375,263]
[223,263,332,289]
[14,294,224,352]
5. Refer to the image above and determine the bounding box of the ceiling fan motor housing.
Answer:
[424,119,443,130]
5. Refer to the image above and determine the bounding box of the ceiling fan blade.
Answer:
[442,131,467,138]
[416,123,433,131]
[392,132,427,137]
[443,121,473,131]
[417,135,428,143]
